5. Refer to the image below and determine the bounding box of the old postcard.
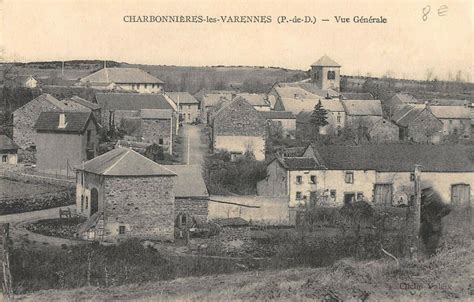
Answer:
[0,0,472,301]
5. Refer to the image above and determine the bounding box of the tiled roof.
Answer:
[392,105,426,127]
[14,93,66,112]
[237,93,270,107]
[311,55,341,67]
[279,97,345,115]
[430,99,469,106]
[342,100,383,116]
[260,111,295,120]
[276,83,339,99]
[78,147,177,176]
[162,164,209,198]
[202,93,233,108]
[95,93,175,111]
[80,67,164,84]
[65,96,101,110]
[390,93,419,104]
[341,92,374,100]
[34,111,96,133]
[277,156,321,170]
[0,135,19,150]
[140,109,173,119]
[429,106,471,119]
[310,144,474,172]
[166,92,199,104]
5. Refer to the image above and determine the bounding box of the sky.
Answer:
[1,0,472,81]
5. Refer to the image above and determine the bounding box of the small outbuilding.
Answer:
[76,147,177,242]
[0,135,19,165]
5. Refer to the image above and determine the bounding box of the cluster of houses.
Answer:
[202,56,473,162]
[0,55,473,242]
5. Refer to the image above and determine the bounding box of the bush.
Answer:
[202,151,267,195]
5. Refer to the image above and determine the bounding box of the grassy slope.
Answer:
[17,244,472,302]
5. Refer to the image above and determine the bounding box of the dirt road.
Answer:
[0,205,77,246]
[180,124,208,165]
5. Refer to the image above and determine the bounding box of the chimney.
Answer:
[424,101,431,111]
[58,113,67,128]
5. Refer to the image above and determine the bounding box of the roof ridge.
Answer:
[103,149,131,175]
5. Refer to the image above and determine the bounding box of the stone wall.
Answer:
[13,97,61,149]
[0,188,74,215]
[175,198,208,219]
[407,109,443,143]
[213,98,266,138]
[368,119,399,142]
[102,176,175,242]
[141,119,172,151]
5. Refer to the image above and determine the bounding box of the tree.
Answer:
[310,100,329,136]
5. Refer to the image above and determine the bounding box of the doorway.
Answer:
[374,184,393,206]
[90,188,99,215]
[451,184,470,206]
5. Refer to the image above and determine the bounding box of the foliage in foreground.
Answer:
[202,151,267,195]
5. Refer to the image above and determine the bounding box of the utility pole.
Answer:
[411,165,422,260]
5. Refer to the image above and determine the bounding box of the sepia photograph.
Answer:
[0,0,472,300]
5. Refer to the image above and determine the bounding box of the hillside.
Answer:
[17,244,472,301]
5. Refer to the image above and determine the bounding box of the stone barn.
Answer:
[163,164,209,230]
[76,147,177,242]
[212,96,266,160]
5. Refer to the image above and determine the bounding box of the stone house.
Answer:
[367,118,399,142]
[13,93,80,149]
[0,135,19,165]
[391,104,443,143]
[200,91,235,124]
[429,106,471,139]
[79,67,164,93]
[139,109,174,154]
[257,144,474,208]
[166,92,200,123]
[237,93,271,111]
[385,93,419,117]
[34,111,100,176]
[163,164,209,229]
[341,99,383,129]
[64,96,102,123]
[310,55,341,91]
[94,93,178,134]
[260,111,296,138]
[76,147,177,242]
[212,96,266,161]
[295,99,346,137]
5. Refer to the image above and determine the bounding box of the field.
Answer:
[16,243,472,301]
[0,178,65,199]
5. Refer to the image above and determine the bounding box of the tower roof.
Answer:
[77,147,177,177]
[311,55,341,67]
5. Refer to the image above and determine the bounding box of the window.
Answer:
[81,195,84,212]
[144,84,148,89]
[337,115,341,123]
[296,192,303,200]
[87,130,91,143]
[85,196,88,209]
[159,138,164,145]
[1,155,7,163]
[410,172,416,181]
[327,70,336,80]
[330,190,336,199]
[310,175,316,184]
[357,192,364,201]
[137,84,140,89]
[345,172,354,184]
[296,176,303,184]
[119,226,126,235]
[131,84,135,89]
